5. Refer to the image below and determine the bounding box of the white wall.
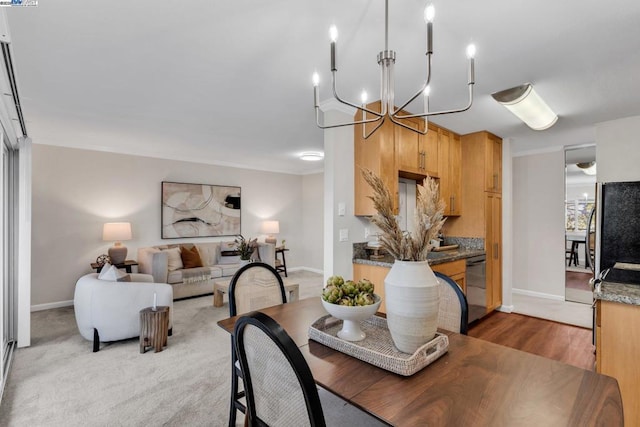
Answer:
[301,172,323,272]
[323,107,369,281]
[32,144,314,307]
[512,150,566,299]
[596,115,640,183]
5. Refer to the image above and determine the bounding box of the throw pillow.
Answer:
[98,264,129,282]
[180,245,203,269]
[117,274,132,282]
[163,247,183,271]
[98,262,113,280]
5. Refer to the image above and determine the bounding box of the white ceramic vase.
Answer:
[384,260,440,354]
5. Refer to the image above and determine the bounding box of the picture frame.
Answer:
[161,181,241,239]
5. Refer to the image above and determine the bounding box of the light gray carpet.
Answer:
[0,270,326,426]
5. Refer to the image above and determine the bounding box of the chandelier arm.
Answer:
[396,83,474,119]
[390,54,433,117]
[363,117,387,139]
[332,72,384,117]
[315,106,384,130]
[388,114,428,135]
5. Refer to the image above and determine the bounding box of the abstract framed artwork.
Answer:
[161,181,241,239]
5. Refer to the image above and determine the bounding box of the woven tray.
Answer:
[308,314,448,376]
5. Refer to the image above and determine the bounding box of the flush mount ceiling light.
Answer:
[491,83,558,130]
[576,161,597,175]
[312,1,476,139]
[300,152,324,161]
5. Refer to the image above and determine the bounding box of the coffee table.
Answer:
[213,277,299,307]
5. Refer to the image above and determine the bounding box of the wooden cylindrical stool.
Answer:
[139,306,170,353]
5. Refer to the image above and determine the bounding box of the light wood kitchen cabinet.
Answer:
[446,131,503,315]
[396,121,439,178]
[596,299,640,426]
[353,263,391,313]
[437,128,462,216]
[485,192,502,310]
[353,259,466,314]
[432,259,466,294]
[488,133,502,193]
[354,102,398,216]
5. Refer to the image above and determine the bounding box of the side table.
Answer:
[139,306,170,353]
[91,259,138,273]
[275,247,289,277]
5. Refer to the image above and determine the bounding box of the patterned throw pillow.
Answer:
[180,245,204,269]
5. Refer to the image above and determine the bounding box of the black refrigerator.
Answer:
[599,180,640,284]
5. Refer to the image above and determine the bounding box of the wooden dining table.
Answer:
[217,297,623,426]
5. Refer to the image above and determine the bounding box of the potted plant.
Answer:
[361,168,446,353]
[234,235,257,264]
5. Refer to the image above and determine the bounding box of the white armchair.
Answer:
[74,273,173,352]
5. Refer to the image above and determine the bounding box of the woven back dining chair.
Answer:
[227,262,287,427]
[435,271,469,335]
[235,311,326,427]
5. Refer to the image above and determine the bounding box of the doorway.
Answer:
[564,146,596,304]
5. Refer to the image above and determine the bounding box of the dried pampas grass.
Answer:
[362,168,446,261]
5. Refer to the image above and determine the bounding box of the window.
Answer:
[565,200,595,231]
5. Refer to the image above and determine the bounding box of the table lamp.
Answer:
[261,220,279,245]
[103,222,132,265]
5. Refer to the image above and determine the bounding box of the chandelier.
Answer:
[312,1,476,139]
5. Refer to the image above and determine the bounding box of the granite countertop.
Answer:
[594,280,640,306]
[353,247,485,268]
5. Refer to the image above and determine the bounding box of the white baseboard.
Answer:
[288,266,323,275]
[512,288,565,302]
[497,305,514,313]
[31,300,73,312]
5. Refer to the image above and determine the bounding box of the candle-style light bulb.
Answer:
[466,44,476,59]
[329,25,338,42]
[425,4,434,55]
[466,44,476,84]
[424,4,435,23]
[329,25,338,72]
[423,86,431,97]
[312,72,320,107]
[361,90,368,105]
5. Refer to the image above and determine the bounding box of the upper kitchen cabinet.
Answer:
[354,102,398,216]
[460,131,502,193]
[395,120,439,179]
[438,128,462,216]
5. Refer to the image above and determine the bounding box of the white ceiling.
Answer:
[5,0,640,175]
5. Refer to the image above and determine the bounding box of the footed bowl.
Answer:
[321,295,382,341]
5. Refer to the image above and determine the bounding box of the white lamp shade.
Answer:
[103,222,132,242]
[261,220,280,235]
[491,83,558,131]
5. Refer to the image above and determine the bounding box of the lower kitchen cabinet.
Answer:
[353,259,466,314]
[596,299,640,426]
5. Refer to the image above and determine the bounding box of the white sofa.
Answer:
[74,273,173,352]
[137,242,275,299]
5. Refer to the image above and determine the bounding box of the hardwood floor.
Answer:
[468,312,596,371]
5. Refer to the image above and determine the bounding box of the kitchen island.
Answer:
[594,280,640,426]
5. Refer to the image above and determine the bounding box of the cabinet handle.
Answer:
[450,196,455,212]
[493,174,498,190]
[494,243,499,259]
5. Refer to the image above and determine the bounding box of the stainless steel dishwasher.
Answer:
[465,255,487,323]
